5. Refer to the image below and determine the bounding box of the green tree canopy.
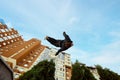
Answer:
[71,60,96,80]
[19,60,55,80]
[96,65,120,80]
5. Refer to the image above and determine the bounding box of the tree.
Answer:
[19,60,55,80]
[71,60,84,80]
[82,66,96,80]
[71,60,96,80]
[96,65,120,80]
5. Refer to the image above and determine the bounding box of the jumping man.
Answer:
[45,32,73,56]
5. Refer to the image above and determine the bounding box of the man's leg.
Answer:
[55,48,65,56]
[63,32,72,42]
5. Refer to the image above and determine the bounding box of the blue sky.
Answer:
[0,0,120,74]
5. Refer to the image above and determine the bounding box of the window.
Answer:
[11,35,15,38]
[4,33,7,36]
[12,32,14,34]
[3,37,8,40]
[24,64,28,67]
[31,57,34,59]
[8,33,11,35]
[15,73,20,79]
[19,68,24,72]
[8,41,10,44]
[34,55,37,57]
[67,77,69,80]
[0,34,3,37]
[17,34,20,37]
[0,38,4,42]
[36,52,39,54]
[1,29,5,32]
[23,59,26,61]
[0,48,3,51]
[25,46,28,48]
[5,29,9,32]
[7,36,11,39]
[3,42,6,45]
[14,34,18,37]
[11,40,14,43]
[28,60,32,63]
[60,68,62,71]
[17,38,19,40]
[28,44,30,47]
[67,72,69,74]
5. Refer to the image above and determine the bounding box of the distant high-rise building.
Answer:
[37,48,72,80]
[0,22,72,80]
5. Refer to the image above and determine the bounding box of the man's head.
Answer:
[71,42,73,47]
[65,41,73,48]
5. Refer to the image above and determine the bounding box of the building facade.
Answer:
[87,67,100,80]
[36,48,72,80]
[0,22,72,80]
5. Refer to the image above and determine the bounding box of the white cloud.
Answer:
[109,31,120,38]
[116,22,120,26]
[67,16,78,26]
[19,31,38,41]
[92,53,120,64]
[92,40,120,65]
[66,46,90,63]
[57,0,72,18]
[67,40,120,74]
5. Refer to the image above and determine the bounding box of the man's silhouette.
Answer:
[45,32,73,56]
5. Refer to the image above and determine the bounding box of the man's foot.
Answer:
[55,53,59,56]
[44,36,48,40]
[55,54,58,56]
[63,31,66,36]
